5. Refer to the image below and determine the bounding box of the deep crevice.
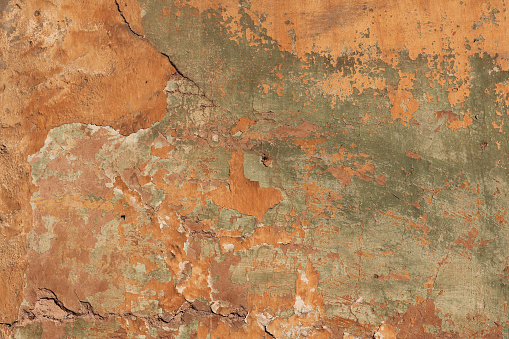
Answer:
[264,325,276,338]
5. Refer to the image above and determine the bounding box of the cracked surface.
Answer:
[0,0,173,330]
[3,0,509,338]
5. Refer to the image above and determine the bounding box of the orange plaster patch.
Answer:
[293,138,326,154]
[448,112,473,130]
[210,150,283,221]
[374,324,397,339]
[378,272,411,281]
[406,150,422,159]
[376,174,386,185]
[325,165,356,186]
[230,117,256,135]
[454,227,494,249]
[388,86,421,126]
[436,110,473,130]
[388,73,420,126]
[150,144,174,158]
[492,121,504,132]
[447,83,470,106]
[325,162,375,186]
[274,122,319,138]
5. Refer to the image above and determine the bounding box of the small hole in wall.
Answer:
[120,215,126,220]
[261,154,270,167]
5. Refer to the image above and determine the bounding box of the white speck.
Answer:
[256,313,274,330]
[300,271,309,283]
[294,296,313,314]
[210,301,221,313]
[222,243,234,251]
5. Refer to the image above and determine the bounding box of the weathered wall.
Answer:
[1,0,509,337]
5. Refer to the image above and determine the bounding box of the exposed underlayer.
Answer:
[2,0,509,338]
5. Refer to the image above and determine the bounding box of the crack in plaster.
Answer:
[118,1,240,120]
[114,0,144,38]
[1,288,248,331]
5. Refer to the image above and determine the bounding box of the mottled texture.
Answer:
[0,0,173,327]
[3,0,509,338]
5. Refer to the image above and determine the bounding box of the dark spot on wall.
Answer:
[261,154,270,167]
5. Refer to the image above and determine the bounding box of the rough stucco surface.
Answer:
[2,0,509,337]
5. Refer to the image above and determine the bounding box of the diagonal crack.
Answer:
[264,325,277,338]
[111,0,220,108]
[113,0,191,81]
[114,0,143,38]
[159,51,198,86]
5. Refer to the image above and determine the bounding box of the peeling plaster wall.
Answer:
[2,0,509,338]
